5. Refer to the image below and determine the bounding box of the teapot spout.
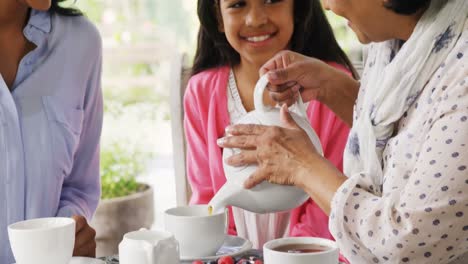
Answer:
[208,182,244,214]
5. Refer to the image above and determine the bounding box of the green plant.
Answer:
[100,141,152,199]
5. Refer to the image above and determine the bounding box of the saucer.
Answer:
[181,235,253,262]
[13,257,105,264]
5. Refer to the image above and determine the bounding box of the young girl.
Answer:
[184,0,356,249]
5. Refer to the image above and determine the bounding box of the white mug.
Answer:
[119,228,179,264]
[8,217,75,264]
[263,237,339,264]
[164,205,228,258]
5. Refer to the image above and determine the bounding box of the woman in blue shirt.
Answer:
[0,0,102,261]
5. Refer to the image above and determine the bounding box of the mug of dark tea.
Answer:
[263,237,339,264]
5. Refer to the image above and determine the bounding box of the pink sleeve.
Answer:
[315,106,349,173]
[183,76,237,235]
[183,79,214,205]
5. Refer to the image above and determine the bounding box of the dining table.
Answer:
[100,251,348,264]
[100,249,264,264]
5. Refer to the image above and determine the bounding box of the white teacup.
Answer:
[264,237,339,264]
[119,228,179,264]
[8,217,75,264]
[164,205,228,258]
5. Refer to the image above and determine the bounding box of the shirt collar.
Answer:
[27,9,51,34]
[23,9,51,49]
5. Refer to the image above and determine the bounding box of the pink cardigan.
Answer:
[183,65,350,238]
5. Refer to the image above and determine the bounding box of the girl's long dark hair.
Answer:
[192,0,358,79]
[50,0,82,16]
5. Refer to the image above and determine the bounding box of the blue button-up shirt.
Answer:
[0,10,103,263]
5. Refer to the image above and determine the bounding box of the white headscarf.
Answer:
[344,0,468,194]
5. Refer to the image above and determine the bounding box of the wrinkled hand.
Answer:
[259,50,334,106]
[72,215,96,258]
[218,104,321,189]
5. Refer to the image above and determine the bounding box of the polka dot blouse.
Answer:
[329,23,468,263]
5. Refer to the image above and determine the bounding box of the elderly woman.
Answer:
[0,0,102,262]
[218,0,467,263]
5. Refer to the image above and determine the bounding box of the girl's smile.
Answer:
[218,0,294,67]
[241,31,278,47]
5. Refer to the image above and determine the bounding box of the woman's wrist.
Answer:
[295,152,323,190]
[319,65,359,104]
[317,65,360,126]
[295,153,348,215]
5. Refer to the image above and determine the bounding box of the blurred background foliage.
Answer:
[100,141,152,199]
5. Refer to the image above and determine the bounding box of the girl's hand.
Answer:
[218,104,321,189]
[259,50,335,106]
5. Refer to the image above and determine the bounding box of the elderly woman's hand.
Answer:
[218,105,321,189]
[260,50,359,126]
[260,50,335,107]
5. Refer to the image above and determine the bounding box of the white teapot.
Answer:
[119,228,179,264]
[209,75,323,214]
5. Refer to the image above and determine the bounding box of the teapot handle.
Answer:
[253,74,308,118]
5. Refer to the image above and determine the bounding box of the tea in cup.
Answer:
[164,205,228,258]
[263,237,339,264]
[8,217,75,264]
[119,228,179,264]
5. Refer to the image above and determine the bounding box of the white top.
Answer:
[227,69,290,249]
[329,19,468,263]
